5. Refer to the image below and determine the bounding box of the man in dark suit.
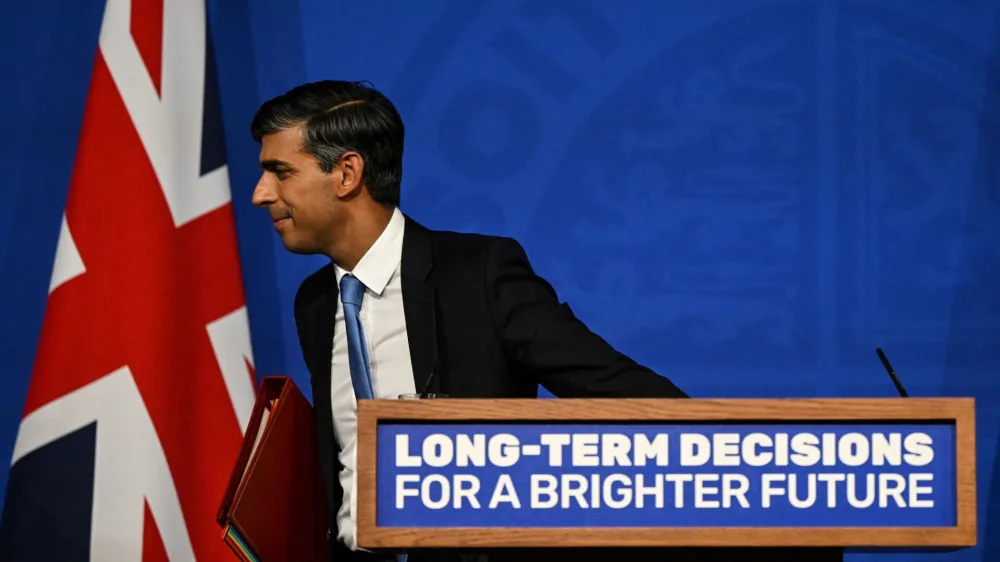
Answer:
[250,80,840,562]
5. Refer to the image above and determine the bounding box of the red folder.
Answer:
[216,376,330,561]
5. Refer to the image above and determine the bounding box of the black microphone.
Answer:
[419,290,442,395]
[876,347,909,398]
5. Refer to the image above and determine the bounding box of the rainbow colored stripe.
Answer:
[222,524,260,562]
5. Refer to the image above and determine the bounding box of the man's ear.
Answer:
[335,151,365,198]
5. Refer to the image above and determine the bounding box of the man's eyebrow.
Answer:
[259,159,293,172]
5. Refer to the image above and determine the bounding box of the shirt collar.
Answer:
[334,206,405,297]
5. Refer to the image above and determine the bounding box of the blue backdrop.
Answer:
[2,0,998,560]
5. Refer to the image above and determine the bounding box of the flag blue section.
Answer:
[0,423,97,559]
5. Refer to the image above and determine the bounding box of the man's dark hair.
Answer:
[251,80,404,207]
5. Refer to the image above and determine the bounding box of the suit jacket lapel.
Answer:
[400,216,441,394]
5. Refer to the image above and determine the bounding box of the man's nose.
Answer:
[252,176,276,207]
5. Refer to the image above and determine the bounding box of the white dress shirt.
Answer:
[330,206,416,550]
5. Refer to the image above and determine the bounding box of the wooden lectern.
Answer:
[355,397,976,555]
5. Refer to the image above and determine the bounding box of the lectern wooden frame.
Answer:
[356,398,976,549]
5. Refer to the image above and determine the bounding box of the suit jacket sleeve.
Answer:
[484,236,688,398]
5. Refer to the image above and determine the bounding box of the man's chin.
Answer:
[283,246,318,256]
[277,235,321,256]
[282,244,321,256]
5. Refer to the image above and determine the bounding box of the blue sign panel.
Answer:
[375,423,955,528]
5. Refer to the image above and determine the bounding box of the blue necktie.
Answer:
[340,274,374,400]
[339,275,407,562]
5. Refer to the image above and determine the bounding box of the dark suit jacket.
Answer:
[293,215,840,562]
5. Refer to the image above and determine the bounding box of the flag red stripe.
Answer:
[130,0,165,96]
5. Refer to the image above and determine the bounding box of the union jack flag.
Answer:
[0,0,257,559]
